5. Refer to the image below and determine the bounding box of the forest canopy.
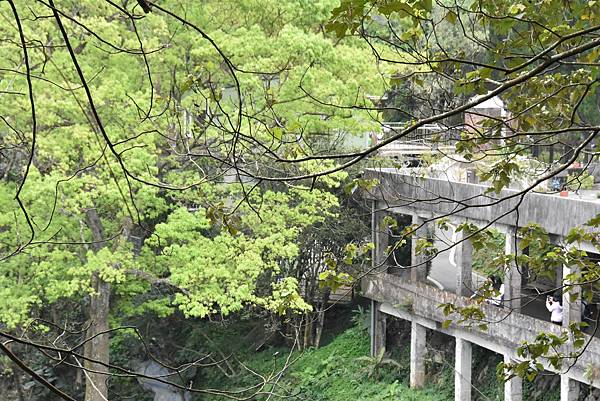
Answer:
[0,0,599,400]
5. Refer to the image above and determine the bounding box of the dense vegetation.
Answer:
[0,0,599,399]
[184,310,564,401]
[0,1,378,398]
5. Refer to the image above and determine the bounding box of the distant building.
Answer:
[464,95,508,132]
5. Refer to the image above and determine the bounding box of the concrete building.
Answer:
[362,168,600,401]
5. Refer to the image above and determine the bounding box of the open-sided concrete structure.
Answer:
[363,168,600,401]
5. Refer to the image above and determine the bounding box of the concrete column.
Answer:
[561,263,581,401]
[562,264,581,327]
[372,201,389,272]
[370,300,386,357]
[454,227,473,297]
[549,234,562,290]
[503,227,522,312]
[560,375,580,401]
[555,268,563,293]
[410,321,426,388]
[455,338,472,401]
[410,214,429,283]
[504,354,523,401]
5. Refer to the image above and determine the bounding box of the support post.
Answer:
[562,264,581,327]
[560,375,580,401]
[455,338,472,401]
[455,226,473,297]
[410,214,429,283]
[549,234,563,291]
[410,321,426,389]
[503,227,522,312]
[454,233,473,401]
[560,263,581,401]
[504,354,523,401]
[370,300,386,357]
[372,200,389,272]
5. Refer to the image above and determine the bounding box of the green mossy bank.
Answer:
[196,315,565,401]
[200,325,454,401]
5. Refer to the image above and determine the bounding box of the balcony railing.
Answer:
[362,273,600,385]
[377,122,460,156]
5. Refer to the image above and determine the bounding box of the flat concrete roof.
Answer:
[364,168,600,237]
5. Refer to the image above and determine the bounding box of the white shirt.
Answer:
[546,299,563,323]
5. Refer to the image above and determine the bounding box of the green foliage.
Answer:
[200,326,453,401]
[414,238,437,257]
[440,302,487,331]
[319,269,353,293]
[479,159,522,194]
[355,348,403,379]
[344,178,380,195]
[327,0,433,38]
[471,228,505,277]
[566,171,595,191]
[143,185,338,318]
[0,0,383,331]
[0,0,599,395]
[351,305,370,332]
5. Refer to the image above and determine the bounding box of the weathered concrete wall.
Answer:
[362,273,600,387]
[364,169,600,237]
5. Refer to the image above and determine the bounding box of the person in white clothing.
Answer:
[546,295,563,325]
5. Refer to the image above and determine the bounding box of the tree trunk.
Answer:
[314,288,330,349]
[84,209,110,401]
[302,313,313,349]
[12,363,25,401]
[292,317,302,351]
[84,272,110,401]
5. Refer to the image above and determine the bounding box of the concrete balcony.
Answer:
[377,124,459,157]
[363,273,600,389]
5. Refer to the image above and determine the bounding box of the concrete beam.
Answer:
[410,321,426,389]
[367,275,600,387]
[504,354,523,401]
[370,300,386,357]
[455,338,472,401]
[363,169,600,237]
[381,301,591,392]
[411,214,429,283]
[561,375,580,401]
[454,227,473,297]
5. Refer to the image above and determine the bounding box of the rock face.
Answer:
[138,360,191,401]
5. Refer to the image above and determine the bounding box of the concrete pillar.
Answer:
[504,354,523,401]
[503,227,522,312]
[370,300,386,357]
[410,214,429,283]
[549,234,563,290]
[410,321,426,388]
[372,201,389,272]
[560,375,579,401]
[561,263,581,401]
[455,227,473,297]
[455,338,472,401]
[555,268,563,293]
[562,264,581,327]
